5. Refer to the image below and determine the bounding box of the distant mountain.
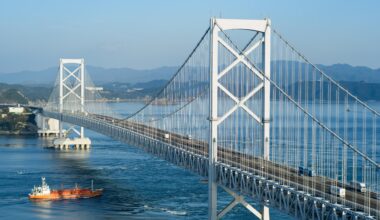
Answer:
[2,62,380,103]
[101,80,167,100]
[318,64,380,83]
[0,66,178,85]
[0,80,168,103]
[0,83,51,104]
[0,88,28,104]
[0,68,57,85]
[0,63,379,86]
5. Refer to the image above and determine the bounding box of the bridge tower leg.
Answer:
[53,58,91,149]
[209,17,219,220]
[263,20,271,161]
[209,18,271,220]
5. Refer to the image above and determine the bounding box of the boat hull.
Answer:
[29,188,103,200]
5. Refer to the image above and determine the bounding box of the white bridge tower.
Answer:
[209,18,271,220]
[53,58,91,149]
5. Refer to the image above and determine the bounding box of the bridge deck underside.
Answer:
[44,111,379,220]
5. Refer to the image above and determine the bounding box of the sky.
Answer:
[0,0,379,73]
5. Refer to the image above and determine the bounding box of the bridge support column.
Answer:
[209,17,219,220]
[262,205,270,220]
[262,19,271,161]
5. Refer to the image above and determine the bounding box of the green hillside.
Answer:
[0,88,28,104]
[0,83,50,104]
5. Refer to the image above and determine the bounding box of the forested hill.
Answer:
[318,64,380,83]
[0,83,51,104]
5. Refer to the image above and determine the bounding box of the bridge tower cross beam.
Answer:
[209,18,271,220]
[218,186,270,220]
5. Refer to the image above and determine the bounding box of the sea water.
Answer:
[0,102,293,220]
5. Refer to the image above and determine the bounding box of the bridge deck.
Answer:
[91,114,379,217]
[42,110,379,218]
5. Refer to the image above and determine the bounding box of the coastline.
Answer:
[0,131,37,135]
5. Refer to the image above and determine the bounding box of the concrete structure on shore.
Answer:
[35,114,60,137]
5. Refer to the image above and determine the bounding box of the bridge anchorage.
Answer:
[39,17,380,220]
[35,114,60,137]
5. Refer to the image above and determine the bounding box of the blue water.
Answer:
[0,130,292,219]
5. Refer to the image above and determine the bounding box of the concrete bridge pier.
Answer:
[73,137,91,150]
[57,144,69,150]
[53,137,91,150]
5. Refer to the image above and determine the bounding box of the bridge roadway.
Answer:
[89,113,379,218]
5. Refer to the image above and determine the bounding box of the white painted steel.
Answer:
[263,19,271,161]
[209,17,218,220]
[59,58,85,138]
[210,18,272,220]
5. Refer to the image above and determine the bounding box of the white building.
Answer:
[8,106,24,114]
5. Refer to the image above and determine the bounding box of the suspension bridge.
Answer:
[36,18,379,220]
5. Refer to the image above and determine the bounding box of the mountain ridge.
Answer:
[0,63,379,85]
[0,66,178,85]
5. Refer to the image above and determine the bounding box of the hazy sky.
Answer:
[0,0,379,73]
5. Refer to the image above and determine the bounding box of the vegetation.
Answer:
[0,83,51,104]
[0,88,28,104]
[0,107,37,135]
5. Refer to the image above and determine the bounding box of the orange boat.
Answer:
[29,177,103,200]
